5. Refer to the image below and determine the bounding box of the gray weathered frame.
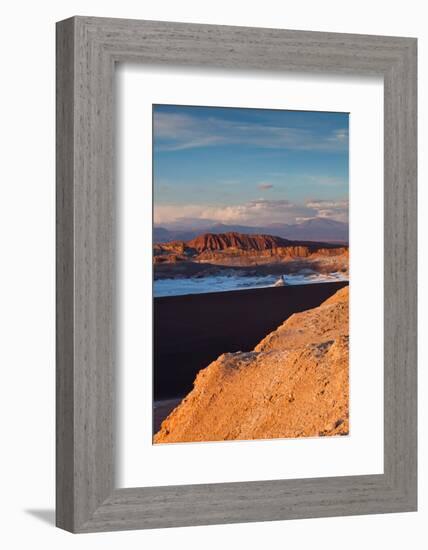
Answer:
[56,16,417,533]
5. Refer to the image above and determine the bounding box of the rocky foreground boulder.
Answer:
[154,286,349,443]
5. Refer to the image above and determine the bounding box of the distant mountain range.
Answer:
[153,218,348,244]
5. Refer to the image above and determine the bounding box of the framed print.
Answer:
[118,67,384,490]
[56,17,417,532]
[152,104,350,445]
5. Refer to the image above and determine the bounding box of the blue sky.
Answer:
[153,104,349,228]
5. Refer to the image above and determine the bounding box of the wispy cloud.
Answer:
[306,200,348,209]
[304,199,349,223]
[154,111,348,153]
[154,198,348,227]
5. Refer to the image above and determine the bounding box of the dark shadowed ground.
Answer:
[153,398,182,434]
[153,281,348,408]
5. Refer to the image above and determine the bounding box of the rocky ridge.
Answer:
[153,231,348,267]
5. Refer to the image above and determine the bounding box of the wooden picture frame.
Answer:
[56,16,417,533]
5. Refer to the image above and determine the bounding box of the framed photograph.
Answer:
[56,17,417,532]
[151,104,350,446]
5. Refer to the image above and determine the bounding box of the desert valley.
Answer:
[153,229,349,441]
[153,230,348,297]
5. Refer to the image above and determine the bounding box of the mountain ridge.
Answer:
[154,231,347,259]
[187,232,292,252]
[153,217,348,244]
[153,231,348,279]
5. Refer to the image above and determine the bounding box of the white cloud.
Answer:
[306,199,349,209]
[305,200,349,223]
[154,198,348,227]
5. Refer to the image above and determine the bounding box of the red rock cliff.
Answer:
[187,232,291,252]
[154,231,348,264]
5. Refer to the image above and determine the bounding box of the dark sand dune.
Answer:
[153,281,348,405]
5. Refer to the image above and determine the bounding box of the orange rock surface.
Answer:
[154,286,349,444]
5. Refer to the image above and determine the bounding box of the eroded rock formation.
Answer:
[153,231,348,264]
